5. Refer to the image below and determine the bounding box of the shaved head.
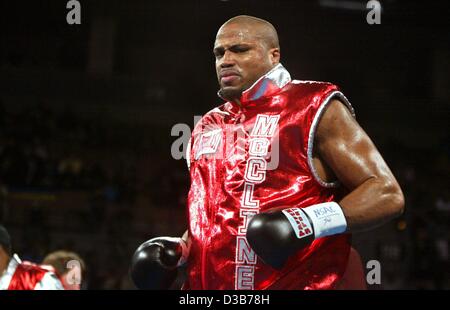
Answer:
[214,15,281,101]
[219,15,280,50]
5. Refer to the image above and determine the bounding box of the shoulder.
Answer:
[288,80,339,94]
[202,105,228,121]
[19,260,59,278]
[22,261,64,290]
[192,103,229,134]
[34,271,64,290]
[285,80,352,115]
[202,103,229,120]
[19,260,47,272]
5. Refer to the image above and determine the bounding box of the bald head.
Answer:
[214,15,281,101]
[218,15,279,50]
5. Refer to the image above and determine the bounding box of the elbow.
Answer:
[383,181,405,219]
[391,187,405,218]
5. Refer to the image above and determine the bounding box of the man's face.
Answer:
[214,23,278,101]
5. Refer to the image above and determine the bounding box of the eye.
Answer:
[230,45,250,53]
[214,48,224,59]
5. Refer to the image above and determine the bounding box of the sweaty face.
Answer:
[214,23,276,101]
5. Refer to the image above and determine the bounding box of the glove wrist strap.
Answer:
[301,202,347,239]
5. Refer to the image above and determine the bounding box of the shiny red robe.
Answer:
[186,64,354,290]
[1,255,63,290]
[8,262,48,290]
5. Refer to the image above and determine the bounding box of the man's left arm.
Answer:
[315,99,404,232]
[246,99,405,268]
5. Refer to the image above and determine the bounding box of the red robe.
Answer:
[0,255,63,290]
[185,64,355,290]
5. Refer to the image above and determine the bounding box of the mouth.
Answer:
[219,71,241,85]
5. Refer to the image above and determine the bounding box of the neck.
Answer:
[233,98,242,107]
[218,88,243,106]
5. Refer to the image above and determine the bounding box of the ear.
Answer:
[269,48,280,65]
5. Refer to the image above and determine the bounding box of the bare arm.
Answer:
[315,99,405,232]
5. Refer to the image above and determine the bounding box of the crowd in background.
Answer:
[0,99,188,289]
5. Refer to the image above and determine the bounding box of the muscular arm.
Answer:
[315,99,405,232]
[245,100,404,268]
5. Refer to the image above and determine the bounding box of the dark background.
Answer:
[0,0,449,289]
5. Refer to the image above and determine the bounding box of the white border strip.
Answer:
[185,137,192,170]
[307,91,355,188]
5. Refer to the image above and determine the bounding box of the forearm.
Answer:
[314,99,405,234]
[339,177,404,233]
[246,178,404,269]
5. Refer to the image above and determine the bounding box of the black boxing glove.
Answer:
[246,202,347,269]
[130,237,189,289]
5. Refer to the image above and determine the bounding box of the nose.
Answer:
[219,50,235,68]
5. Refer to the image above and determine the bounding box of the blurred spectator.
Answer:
[42,250,86,290]
[0,225,63,290]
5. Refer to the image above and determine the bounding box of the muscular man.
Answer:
[0,225,64,290]
[130,15,404,290]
